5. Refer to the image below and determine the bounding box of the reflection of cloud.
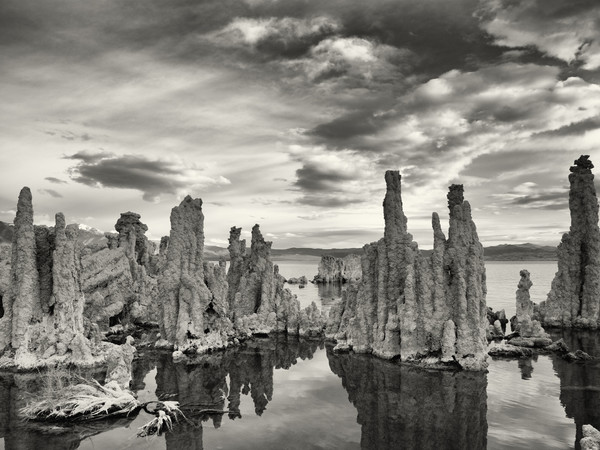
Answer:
[65,151,230,202]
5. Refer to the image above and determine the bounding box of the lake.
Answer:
[1,259,599,450]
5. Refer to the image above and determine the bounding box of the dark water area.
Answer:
[0,333,599,449]
[1,261,599,449]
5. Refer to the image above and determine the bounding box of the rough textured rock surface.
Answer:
[326,172,488,370]
[581,425,600,450]
[0,189,99,368]
[313,254,362,283]
[157,196,232,351]
[80,211,159,330]
[509,270,550,348]
[537,155,600,329]
[0,188,41,350]
[227,225,326,337]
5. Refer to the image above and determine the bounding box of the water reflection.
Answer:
[0,369,133,450]
[327,347,488,450]
[317,282,343,305]
[155,336,322,448]
[549,330,600,450]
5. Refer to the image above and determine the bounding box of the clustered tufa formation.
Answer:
[326,171,488,370]
[313,254,362,283]
[0,188,95,367]
[537,155,600,329]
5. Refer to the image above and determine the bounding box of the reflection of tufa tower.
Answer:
[327,347,488,449]
[154,335,321,449]
[538,155,600,329]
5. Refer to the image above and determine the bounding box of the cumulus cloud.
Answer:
[312,63,600,193]
[210,16,339,58]
[64,151,230,202]
[479,0,600,70]
[283,36,414,86]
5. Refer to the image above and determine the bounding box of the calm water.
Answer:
[1,259,599,450]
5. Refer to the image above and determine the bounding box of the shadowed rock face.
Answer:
[326,171,488,370]
[537,156,600,329]
[158,196,231,349]
[327,347,488,450]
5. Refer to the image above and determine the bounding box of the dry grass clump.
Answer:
[20,369,140,421]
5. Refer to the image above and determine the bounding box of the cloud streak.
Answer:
[65,152,230,202]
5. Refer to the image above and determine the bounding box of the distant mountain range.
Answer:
[0,220,105,247]
[0,221,558,261]
[206,243,558,261]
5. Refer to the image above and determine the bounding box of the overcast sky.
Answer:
[1,0,599,249]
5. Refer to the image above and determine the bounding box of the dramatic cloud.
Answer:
[211,16,339,58]
[289,145,380,207]
[479,0,600,70]
[492,182,568,210]
[65,152,230,202]
[0,0,599,247]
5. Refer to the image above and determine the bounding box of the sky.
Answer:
[1,0,599,249]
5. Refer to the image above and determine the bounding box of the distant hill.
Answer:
[483,243,557,261]
[0,221,558,261]
[205,243,558,261]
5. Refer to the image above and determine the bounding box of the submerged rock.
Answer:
[313,254,361,283]
[537,156,600,329]
[326,172,488,370]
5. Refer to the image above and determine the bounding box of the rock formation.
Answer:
[81,211,159,330]
[0,189,97,368]
[313,254,362,283]
[0,188,41,350]
[326,172,488,370]
[508,270,551,347]
[537,155,600,329]
[581,425,600,450]
[227,224,326,337]
[157,196,232,352]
